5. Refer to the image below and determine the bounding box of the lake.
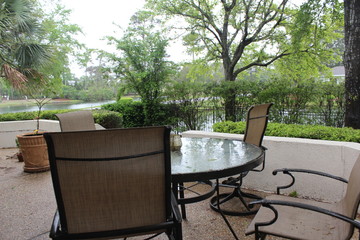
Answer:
[0,100,115,114]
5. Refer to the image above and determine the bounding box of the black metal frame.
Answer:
[44,126,182,240]
[248,168,360,240]
[272,168,348,194]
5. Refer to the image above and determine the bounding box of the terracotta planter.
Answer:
[16,133,50,173]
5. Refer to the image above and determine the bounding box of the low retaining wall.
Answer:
[2,124,359,203]
[0,120,104,148]
[182,130,360,203]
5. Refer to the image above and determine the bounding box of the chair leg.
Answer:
[255,232,267,240]
[179,182,187,219]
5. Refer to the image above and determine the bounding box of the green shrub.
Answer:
[92,110,122,129]
[213,121,360,143]
[102,99,145,127]
[102,99,179,128]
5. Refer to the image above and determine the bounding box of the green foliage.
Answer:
[102,99,145,127]
[0,0,52,88]
[147,0,344,121]
[92,110,122,129]
[61,85,116,102]
[39,3,87,88]
[213,121,247,134]
[104,10,174,126]
[289,191,298,198]
[164,80,208,130]
[0,109,123,129]
[213,121,360,143]
[102,99,179,128]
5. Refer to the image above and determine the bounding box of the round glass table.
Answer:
[171,137,264,182]
[170,137,264,239]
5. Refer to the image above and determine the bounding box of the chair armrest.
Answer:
[249,199,360,230]
[272,168,348,194]
[49,210,60,238]
[171,193,182,223]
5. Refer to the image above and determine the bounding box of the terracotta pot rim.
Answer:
[17,132,47,138]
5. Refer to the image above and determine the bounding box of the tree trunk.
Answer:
[223,66,237,121]
[224,92,236,121]
[344,0,360,129]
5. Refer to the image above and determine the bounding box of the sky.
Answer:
[61,0,145,51]
[59,0,189,77]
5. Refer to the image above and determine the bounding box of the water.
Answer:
[0,100,115,114]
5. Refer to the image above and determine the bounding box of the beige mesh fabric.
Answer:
[246,154,360,240]
[48,127,168,234]
[56,111,96,132]
[243,103,272,147]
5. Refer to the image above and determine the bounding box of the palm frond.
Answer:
[1,63,28,89]
[16,43,51,68]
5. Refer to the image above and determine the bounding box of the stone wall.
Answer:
[0,120,103,148]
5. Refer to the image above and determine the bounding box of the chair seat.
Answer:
[246,195,352,240]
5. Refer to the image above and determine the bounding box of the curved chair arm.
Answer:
[272,168,348,194]
[49,211,60,239]
[249,199,360,234]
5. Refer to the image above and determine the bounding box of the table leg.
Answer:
[215,178,239,240]
[210,184,261,216]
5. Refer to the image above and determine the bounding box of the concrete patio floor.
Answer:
[1,148,359,240]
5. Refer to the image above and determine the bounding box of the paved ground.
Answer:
[1,148,359,240]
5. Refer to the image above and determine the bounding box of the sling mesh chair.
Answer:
[246,154,360,240]
[44,126,182,240]
[55,110,96,132]
[210,103,273,216]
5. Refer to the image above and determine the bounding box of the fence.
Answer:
[175,107,345,132]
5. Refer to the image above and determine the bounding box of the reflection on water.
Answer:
[0,100,115,114]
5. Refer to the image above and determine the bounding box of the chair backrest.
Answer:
[56,110,96,132]
[243,103,273,147]
[44,126,172,235]
[342,154,360,219]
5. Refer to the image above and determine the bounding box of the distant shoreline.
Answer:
[0,99,81,107]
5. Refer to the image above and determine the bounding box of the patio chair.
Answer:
[246,154,360,240]
[210,103,273,215]
[44,126,182,240]
[55,110,96,131]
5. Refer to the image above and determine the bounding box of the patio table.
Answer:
[171,137,264,240]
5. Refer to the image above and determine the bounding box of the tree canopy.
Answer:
[147,0,344,121]
[104,11,174,125]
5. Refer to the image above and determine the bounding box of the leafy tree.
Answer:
[344,0,360,129]
[164,80,208,130]
[105,11,174,125]
[39,3,89,93]
[147,0,344,121]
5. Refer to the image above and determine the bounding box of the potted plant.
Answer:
[15,79,54,173]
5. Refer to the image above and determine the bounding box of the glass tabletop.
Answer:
[171,137,264,182]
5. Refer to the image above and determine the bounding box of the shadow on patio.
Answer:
[1,148,359,240]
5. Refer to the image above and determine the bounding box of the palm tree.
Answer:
[0,0,51,89]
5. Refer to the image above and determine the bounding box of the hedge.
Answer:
[213,121,360,143]
[0,109,123,129]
